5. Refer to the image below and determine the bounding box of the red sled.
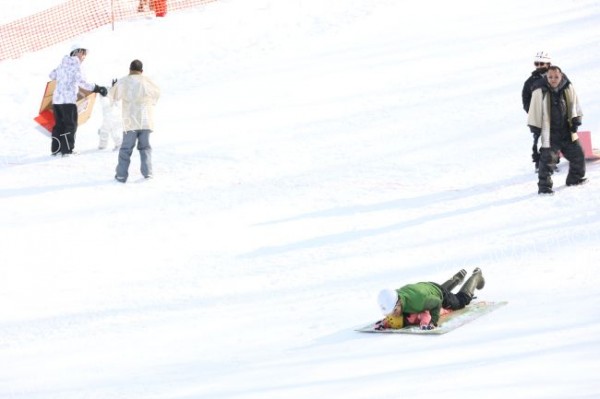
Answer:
[33,80,97,135]
[576,131,600,161]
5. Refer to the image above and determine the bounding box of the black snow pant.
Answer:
[538,137,585,192]
[433,283,470,311]
[51,104,78,155]
[532,132,540,167]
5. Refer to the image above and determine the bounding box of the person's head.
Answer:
[533,51,551,71]
[69,44,87,61]
[546,65,563,88]
[129,59,143,74]
[377,289,401,316]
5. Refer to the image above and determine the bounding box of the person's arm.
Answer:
[418,311,431,328]
[146,77,161,104]
[527,89,543,132]
[74,64,96,92]
[108,80,122,102]
[423,295,442,327]
[522,80,532,112]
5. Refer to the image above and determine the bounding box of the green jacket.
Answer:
[396,282,443,325]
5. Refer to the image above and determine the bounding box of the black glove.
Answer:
[374,320,386,331]
[529,125,541,135]
[571,117,581,133]
[93,84,108,97]
[111,78,118,87]
[420,322,435,330]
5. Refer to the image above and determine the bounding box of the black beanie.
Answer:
[130,59,143,72]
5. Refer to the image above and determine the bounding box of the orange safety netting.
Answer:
[0,0,217,61]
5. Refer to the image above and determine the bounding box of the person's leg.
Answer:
[455,267,485,307]
[61,104,78,154]
[437,281,467,311]
[538,147,558,194]
[111,127,123,150]
[137,129,153,178]
[440,269,467,292]
[442,291,469,310]
[51,105,64,155]
[98,128,109,150]
[561,139,586,186]
[532,132,541,172]
[115,131,137,182]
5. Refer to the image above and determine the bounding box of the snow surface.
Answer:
[1,0,600,398]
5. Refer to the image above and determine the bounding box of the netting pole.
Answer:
[111,0,115,31]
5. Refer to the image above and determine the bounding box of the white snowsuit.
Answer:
[98,94,123,150]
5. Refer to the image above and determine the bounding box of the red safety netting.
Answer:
[0,0,217,61]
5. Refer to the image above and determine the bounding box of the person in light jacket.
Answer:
[527,66,585,194]
[110,59,161,182]
[49,45,107,156]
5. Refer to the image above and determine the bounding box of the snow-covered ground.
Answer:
[1,0,600,398]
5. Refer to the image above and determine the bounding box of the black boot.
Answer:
[458,268,485,298]
[440,269,467,291]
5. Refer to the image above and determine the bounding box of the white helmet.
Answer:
[69,43,88,56]
[377,289,398,315]
[533,51,551,64]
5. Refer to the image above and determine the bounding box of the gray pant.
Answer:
[115,130,152,180]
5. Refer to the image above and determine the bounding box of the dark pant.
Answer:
[538,138,585,191]
[532,132,540,166]
[51,104,78,155]
[434,283,471,310]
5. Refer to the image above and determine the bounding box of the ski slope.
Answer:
[1,0,600,398]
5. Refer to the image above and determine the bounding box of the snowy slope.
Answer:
[1,0,600,398]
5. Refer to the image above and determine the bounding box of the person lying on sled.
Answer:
[375,268,485,330]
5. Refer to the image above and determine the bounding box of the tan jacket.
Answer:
[109,71,160,131]
[527,84,582,148]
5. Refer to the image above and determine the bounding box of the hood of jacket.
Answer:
[541,72,571,93]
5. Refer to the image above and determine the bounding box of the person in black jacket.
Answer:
[522,51,552,172]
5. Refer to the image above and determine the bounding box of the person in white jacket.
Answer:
[98,79,123,151]
[110,59,161,182]
[49,45,107,156]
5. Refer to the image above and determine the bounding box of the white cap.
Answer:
[70,43,88,55]
[533,51,551,63]
[377,289,398,315]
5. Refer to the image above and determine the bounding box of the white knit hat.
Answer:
[69,43,88,56]
[377,289,398,315]
[533,51,551,63]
